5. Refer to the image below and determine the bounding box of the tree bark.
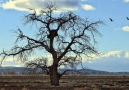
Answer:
[49,65,60,86]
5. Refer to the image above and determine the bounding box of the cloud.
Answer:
[122,26,129,32]
[1,0,32,12]
[1,50,129,70]
[83,50,129,72]
[81,4,96,11]
[0,0,96,13]
[0,54,53,67]
[81,0,88,1]
[102,50,124,58]
[125,52,129,58]
[88,50,129,61]
[123,0,129,3]
[0,56,24,67]
[1,0,79,13]
[2,61,24,67]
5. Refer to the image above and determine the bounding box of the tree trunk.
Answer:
[49,65,60,86]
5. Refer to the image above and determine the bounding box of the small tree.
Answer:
[0,4,103,86]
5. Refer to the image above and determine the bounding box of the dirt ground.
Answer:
[0,74,129,90]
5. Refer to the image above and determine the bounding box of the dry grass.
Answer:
[0,74,129,90]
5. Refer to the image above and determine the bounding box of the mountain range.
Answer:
[0,67,129,74]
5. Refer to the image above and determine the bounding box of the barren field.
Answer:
[0,74,129,90]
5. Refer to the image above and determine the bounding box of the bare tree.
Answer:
[0,4,103,86]
[25,57,49,74]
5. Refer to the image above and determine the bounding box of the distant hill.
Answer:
[0,67,25,74]
[0,67,129,74]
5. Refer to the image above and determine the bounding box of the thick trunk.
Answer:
[49,34,60,86]
[49,65,60,86]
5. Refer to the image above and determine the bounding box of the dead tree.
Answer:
[0,4,103,86]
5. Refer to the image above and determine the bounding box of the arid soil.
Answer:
[0,74,129,90]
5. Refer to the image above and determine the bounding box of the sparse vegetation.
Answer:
[0,75,129,90]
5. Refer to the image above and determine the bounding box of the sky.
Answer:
[0,0,129,72]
